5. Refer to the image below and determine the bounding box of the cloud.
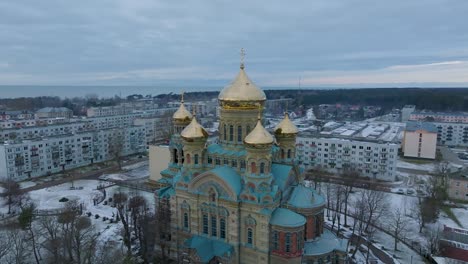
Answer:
[0,0,468,87]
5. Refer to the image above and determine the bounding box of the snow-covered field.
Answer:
[99,161,149,181]
[396,159,436,173]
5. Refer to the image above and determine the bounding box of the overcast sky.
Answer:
[1,0,468,87]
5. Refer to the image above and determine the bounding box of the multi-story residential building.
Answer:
[0,110,34,120]
[86,100,160,117]
[440,225,468,262]
[167,101,216,116]
[409,111,468,123]
[133,116,172,145]
[402,122,437,159]
[434,122,468,146]
[448,173,468,201]
[401,105,416,122]
[296,122,401,181]
[0,126,146,181]
[87,108,176,130]
[0,122,94,142]
[35,107,73,119]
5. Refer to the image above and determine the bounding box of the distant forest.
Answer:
[1,88,467,112]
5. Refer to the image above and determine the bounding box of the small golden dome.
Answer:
[181,116,208,140]
[173,103,192,121]
[218,66,266,103]
[275,112,298,135]
[244,119,274,146]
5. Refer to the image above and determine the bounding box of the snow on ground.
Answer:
[19,181,36,189]
[99,164,149,181]
[396,159,436,173]
[123,160,148,170]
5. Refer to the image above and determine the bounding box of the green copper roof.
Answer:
[184,235,233,263]
[270,208,306,228]
[271,163,292,191]
[287,184,326,209]
[303,229,347,256]
[207,144,247,157]
[209,166,242,195]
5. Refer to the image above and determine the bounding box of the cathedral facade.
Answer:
[158,61,347,264]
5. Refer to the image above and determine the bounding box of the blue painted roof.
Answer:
[207,144,247,157]
[287,184,326,209]
[184,235,233,263]
[156,186,175,198]
[271,163,292,191]
[303,229,347,256]
[209,166,242,195]
[405,121,438,133]
[270,208,306,227]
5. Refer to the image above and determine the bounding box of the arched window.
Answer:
[211,215,217,237]
[207,156,212,164]
[209,188,217,202]
[173,149,178,163]
[223,124,227,141]
[247,228,253,245]
[220,218,226,239]
[186,154,191,164]
[251,162,256,174]
[237,125,242,142]
[281,149,285,159]
[272,231,278,250]
[229,125,234,142]
[287,149,292,159]
[260,162,265,174]
[194,154,199,165]
[202,214,208,234]
[215,157,220,166]
[181,150,184,163]
[240,160,246,170]
[285,233,291,252]
[183,212,189,229]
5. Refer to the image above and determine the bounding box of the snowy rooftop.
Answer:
[299,121,404,143]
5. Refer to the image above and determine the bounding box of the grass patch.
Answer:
[441,205,463,228]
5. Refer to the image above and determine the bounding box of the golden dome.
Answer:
[244,119,274,146]
[173,103,192,121]
[218,66,266,103]
[275,112,298,135]
[181,116,208,140]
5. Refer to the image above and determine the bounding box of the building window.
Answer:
[260,162,265,174]
[220,218,226,239]
[229,125,234,142]
[285,233,291,252]
[272,231,278,250]
[287,149,291,159]
[194,154,199,165]
[251,162,257,174]
[208,156,212,164]
[240,160,246,170]
[215,157,220,165]
[211,216,217,237]
[247,228,253,245]
[237,125,242,142]
[223,124,227,141]
[203,214,208,234]
[183,212,189,229]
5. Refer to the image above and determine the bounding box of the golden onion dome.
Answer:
[244,119,274,146]
[180,116,208,140]
[218,66,266,103]
[173,102,192,121]
[275,112,298,135]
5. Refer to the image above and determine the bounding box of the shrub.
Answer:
[59,197,69,203]
[95,214,100,219]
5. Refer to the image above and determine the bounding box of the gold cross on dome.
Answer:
[240,48,245,69]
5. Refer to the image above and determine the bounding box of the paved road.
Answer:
[439,146,466,167]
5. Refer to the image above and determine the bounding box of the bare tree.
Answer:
[388,208,409,251]
[363,188,388,233]
[109,129,125,170]
[155,196,172,261]
[350,190,369,258]
[114,192,131,256]
[341,169,358,226]
[410,198,425,233]
[18,203,40,264]
[424,225,442,255]
[6,229,29,264]
[0,231,11,262]
[2,179,25,214]
[39,215,62,263]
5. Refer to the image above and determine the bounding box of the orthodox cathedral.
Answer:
[157,57,347,264]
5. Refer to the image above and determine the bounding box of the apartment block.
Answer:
[296,122,401,181]
[402,122,438,159]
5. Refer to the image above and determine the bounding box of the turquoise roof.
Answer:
[287,184,326,209]
[209,166,242,195]
[184,235,233,263]
[271,163,292,191]
[303,229,347,256]
[270,208,306,228]
[207,144,247,157]
[157,186,175,198]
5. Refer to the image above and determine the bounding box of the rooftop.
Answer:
[406,121,438,133]
[270,207,306,228]
[303,229,347,256]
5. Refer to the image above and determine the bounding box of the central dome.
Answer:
[218,66,266,103]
